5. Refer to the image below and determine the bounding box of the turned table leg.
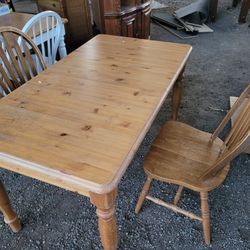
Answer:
[0,180,21,232]
[171,69,184,121]
[90,189,118,250]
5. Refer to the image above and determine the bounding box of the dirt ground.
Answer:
[0,0,250,249]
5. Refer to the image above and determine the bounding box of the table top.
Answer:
[0,12,67,29]
[0,35,192,195]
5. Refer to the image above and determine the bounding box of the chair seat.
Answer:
[144,121,230,192]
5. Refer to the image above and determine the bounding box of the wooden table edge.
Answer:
[0,45,192,196]
[105,45,193,192]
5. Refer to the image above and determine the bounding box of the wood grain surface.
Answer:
[0,12,67,35]
[0,35,192,195]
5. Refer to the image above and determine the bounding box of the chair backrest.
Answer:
[22,11,63,67]
[0,26,46,96]
[201,84,250,179]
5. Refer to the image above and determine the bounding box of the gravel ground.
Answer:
[1,0,250,249]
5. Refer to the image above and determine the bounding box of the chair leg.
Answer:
[0,180,21,233]
[200,192,211,245]
[239,0,250,23]
[135,176,152,214]
[209,0,219,22]
[173,186,184,205]
[7,0,15,12]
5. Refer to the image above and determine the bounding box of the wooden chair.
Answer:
[135,85,250,245]
[0,26,46,96]
[22,11,64,68]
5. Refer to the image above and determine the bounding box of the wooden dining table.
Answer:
[0,12,68,58]
[0,34,192,249]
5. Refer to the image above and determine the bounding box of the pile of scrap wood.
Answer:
[151,0,213,38]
